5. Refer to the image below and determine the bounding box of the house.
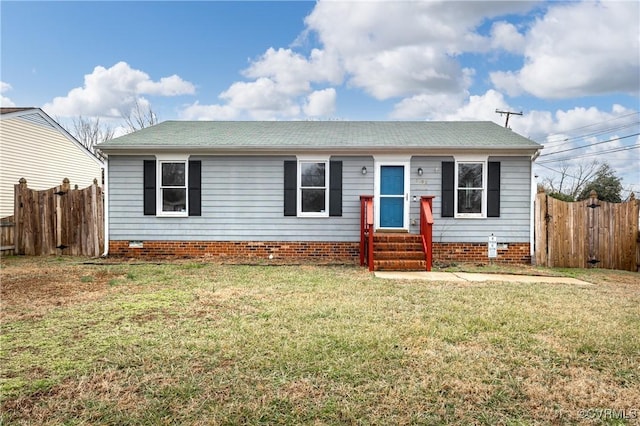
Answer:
[0,108,104,217]
[97,121,542,269]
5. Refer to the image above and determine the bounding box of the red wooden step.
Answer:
[374,259,426,271]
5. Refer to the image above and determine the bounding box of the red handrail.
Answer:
[420,196,435,271]
[360,195,374,271]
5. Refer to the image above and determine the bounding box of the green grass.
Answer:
[1,258,639,425]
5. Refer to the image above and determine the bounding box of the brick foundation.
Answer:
[109,240,360,262]
[433,242,531,265]
[109,239,531,265]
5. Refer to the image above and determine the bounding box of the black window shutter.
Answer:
[284,161,297,216]
[487,161,500,217]
[143,160,156,215]
[441,161,454,217]
[329,161,342,217]
[188,160,202,216]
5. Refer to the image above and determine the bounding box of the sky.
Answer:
[1,1,639,197]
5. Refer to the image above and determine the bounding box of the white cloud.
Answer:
[220,77,301,120]
[183,47,342,120]
[44,62,195,118]
[243,47,342,93]
[346,46,464,100]
[180,102,238,121]
[391,92,467,120]
[303,88,336,117]
[491,1,640,98]
[490,21,525,54]
[392,85,508,122]
[488,71,523,97]
[137,74,196,96]
[199,48,342,120]
[182,1,538,120]
[0,82,16,107]
[304,1,535,100]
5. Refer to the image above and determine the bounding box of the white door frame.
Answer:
[374,155,411,231]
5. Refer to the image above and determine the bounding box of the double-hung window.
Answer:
[441,157,500,218]
[456,161,485,217]
[143,156,201,217]
[298,159,329,217]
[283,158,342,218]
[159,161,187,215]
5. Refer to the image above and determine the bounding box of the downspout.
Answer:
[102,156,109,257]
[529,150,541,263]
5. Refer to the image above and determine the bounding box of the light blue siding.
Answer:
[409,156,532,243]
[108,154,531,243]
[108,155,374,242]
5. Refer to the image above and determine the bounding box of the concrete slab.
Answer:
[374,271,467,282]
[374,271,592,286]
[454,273,592,286]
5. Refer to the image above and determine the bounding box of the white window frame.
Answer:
[156,154,189,217]
[297,155,330,218]
[454,156,487,219]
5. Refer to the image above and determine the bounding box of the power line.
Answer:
[542,120,640,147]
[540,111,640,144]
[535,162,638,198]
[535,163,582,180]
[538,133,640,157]
[537,144,640,164]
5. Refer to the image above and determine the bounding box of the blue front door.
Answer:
[380,166,405,228]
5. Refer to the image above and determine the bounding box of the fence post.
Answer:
[14,178,27,255]
[587,190,599,268]
[91,178,100,256]
[534,189,548,267]
[633,193,640,272]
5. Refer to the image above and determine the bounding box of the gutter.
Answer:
[101,156,109,257]
[531,149,541,161]
[529,150,542,262]
[530,168,536,262]
[98,145,542,157]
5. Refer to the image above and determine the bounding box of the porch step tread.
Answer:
[374,259,426,271]
[374,234,422,242]
[374,242,423,252]
[374,250,425,260]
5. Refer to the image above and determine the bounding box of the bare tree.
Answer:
[541,160,602,201]
[67,116,114,161]
[122,100,158,133]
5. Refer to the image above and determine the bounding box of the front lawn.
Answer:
[1,258,639,424]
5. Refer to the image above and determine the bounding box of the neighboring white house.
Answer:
[0,107,104,217]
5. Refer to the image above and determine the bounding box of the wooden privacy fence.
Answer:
[1,215,15,256]
[535,190,639,271]
[14,178,104,257]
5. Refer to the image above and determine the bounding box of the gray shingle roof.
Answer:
[98,121,541,152]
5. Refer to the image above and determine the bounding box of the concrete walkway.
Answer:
[374,271,592,286]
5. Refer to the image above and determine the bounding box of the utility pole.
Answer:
[495,109,522,128]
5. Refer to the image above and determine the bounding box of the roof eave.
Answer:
[98,144,541,157]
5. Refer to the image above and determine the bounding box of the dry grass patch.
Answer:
[1,257,639,425]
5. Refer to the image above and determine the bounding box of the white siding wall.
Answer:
[0,116,103,217]
[108,154,532,243]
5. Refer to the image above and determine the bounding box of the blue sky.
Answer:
[1,1,638,195]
